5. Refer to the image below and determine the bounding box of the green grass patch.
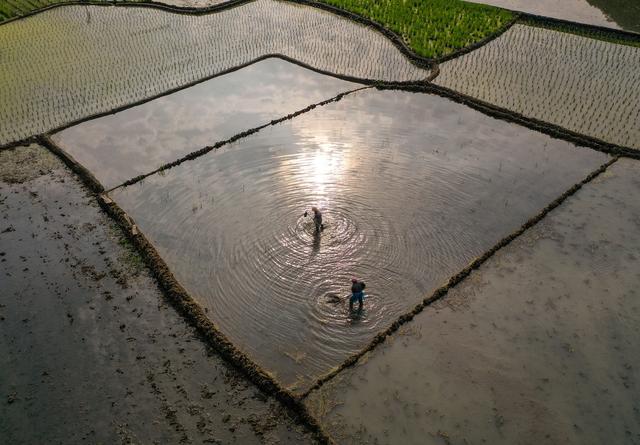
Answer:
[316,0,515,59]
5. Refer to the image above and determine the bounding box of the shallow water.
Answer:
[306,158,640,445]
[467,0,640,32]
[111,89,608,392]
[52,58,357,189]
[436,24,640,150]
[0,0,428,145]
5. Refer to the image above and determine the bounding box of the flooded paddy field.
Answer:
[466,0,640,32]
[435,24,640,150]
[305,158,640,445]
[108,88,609,392]
[0,145,319,444]
[0,0,428,146]
[52,58,357,189]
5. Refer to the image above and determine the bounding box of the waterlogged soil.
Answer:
[0,0,428,146]
[436,24,640,150]
[0,144,60,183]
[52,58,357,189]
[0,145,318,444]
[305,158,640,445]
[110,88,609,393]
[467,0,640,31]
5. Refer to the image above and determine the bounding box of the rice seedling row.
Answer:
[0,0,430,146]
[435,24,640,150]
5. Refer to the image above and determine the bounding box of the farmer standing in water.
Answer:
[311,206,323,233]
[350,278,365,311]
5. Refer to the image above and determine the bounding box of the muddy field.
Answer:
[0,145,319,444]
[305,159,640,445]
[2,1,639,444]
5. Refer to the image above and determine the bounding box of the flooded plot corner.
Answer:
[304,158,640,444]
[110,88,609,393]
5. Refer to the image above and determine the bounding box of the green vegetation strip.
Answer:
[301,156,618,399]
[308,0,514,59]
[520,15,640,48]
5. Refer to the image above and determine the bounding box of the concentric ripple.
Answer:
[111,89,609,392]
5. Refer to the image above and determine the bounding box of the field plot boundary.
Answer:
[37,135,336,445]
[0,52,436,151]
[299,156,618,399]
[391,84,640,159]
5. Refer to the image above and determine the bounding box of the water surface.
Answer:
[52,58,357,189]
[111,89,608,392]
[306,159,640,444]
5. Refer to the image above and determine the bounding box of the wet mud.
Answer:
[0,0,429,146]
[109,88,608,393]
[306,158,640,445]
[0,144,322,444]
[52,58,359,189]
[435,24,640,150]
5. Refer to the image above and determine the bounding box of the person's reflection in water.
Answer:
[311,229,321,255]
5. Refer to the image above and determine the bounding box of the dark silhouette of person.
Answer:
[350,277,365,310]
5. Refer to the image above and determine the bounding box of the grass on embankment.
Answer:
[316,0,515,59]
